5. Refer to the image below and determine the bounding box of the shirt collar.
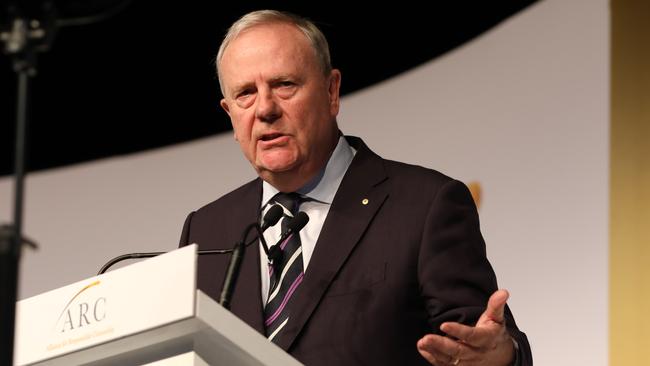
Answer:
[261,135,356,207]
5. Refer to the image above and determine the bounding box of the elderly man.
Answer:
[179,10,532,366]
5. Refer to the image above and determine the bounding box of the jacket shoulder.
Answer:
[382,158,457,192]
[180,178,261,249]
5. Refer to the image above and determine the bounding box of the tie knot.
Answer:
[272,192,303,215]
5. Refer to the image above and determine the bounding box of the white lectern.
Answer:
[14,245,303,366]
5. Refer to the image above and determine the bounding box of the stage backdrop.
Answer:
[0,0,608,364]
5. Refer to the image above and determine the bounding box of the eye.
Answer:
[235,88,256,108]
[237,88,255,99]
[274,80,297,98]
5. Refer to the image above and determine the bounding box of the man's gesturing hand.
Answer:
[416,289,515,366]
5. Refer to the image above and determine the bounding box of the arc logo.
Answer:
[54,280,107,333]
[467,181,482,210]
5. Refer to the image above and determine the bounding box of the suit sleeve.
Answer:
[179,211,195,247]
[417,179,532,365]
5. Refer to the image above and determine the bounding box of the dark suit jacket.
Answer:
[179,136,532,365]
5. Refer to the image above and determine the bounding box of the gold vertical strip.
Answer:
[610,0,650,365]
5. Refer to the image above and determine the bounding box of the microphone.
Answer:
[286,211,310,234]
[218,212,277,309]
[96,205,285,275]
[261,204,283,231]
[267,211,310,265]
[257,204,283,259]
[221,211,310,308]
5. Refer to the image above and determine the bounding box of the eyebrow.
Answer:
[272,75,306,90]
[230,82,255,97]
[269,74,293,83]
[229,73,302,97]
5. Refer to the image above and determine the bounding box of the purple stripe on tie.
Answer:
[268,264,273,277]
[280,233,294,251]
[265,272,304,326]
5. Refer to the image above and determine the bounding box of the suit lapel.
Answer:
[275,137,389,350]
[229,179,266,335]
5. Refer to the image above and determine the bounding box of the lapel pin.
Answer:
[362,198,369,205]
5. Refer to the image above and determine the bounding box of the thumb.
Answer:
[477,289,509,326]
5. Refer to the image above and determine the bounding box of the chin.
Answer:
[259,164,297,175]
[257,155,300,173]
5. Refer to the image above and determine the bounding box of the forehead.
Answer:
[219,23,319,87]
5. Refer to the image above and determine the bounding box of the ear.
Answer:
[327,69,342,116]
[220,98,231,116]
[220,99,238,140]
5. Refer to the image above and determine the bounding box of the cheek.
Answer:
[230,113,254,142]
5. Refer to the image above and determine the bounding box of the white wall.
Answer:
[340,1,609,364]
[0,0,609,364]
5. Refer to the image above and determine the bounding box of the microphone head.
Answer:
[286,211,309,234]
[262,204,284,230]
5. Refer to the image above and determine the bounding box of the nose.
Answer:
[255,88,281,123]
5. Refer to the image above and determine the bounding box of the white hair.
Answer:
[215,10,332,96]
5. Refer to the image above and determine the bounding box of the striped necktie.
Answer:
[264,192,305,342]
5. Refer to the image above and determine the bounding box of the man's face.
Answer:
[219,23,341,186]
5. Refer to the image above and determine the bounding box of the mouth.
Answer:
[260,132,284,142]
[258,132,290,148]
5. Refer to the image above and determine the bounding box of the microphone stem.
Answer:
[97,226,267,275]
[218,222,256,309]
[219,240,245,310]
[97,251,164,275]
[254,224,271,257]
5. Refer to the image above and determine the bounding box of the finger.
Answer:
[440,321,488,347]
[417,334,464,363]
[416,346,442,366]
[479,289,509,325]
[417,344,455,366]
